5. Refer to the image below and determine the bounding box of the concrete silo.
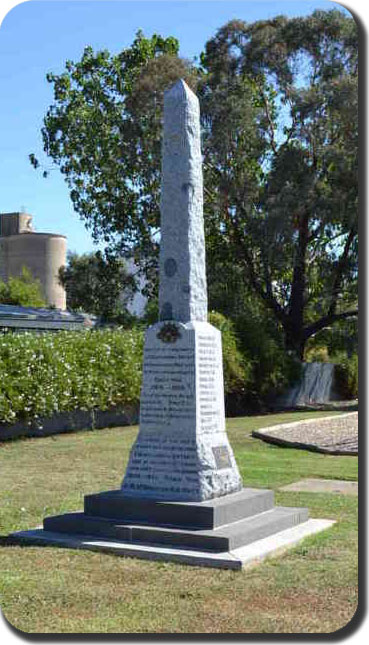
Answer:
[0,212,67,310]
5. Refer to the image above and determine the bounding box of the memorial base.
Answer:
[8,488,334,569]
[121,321,243,502]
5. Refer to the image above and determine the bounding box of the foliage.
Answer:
[332,352,358,399]
[231,299,302,404]
[208,311,252,394]
[207,263,301,402]
[304,344,330,363]
[304,345,330,363]
[59,251,137,323]
[0,314,250,423]
[0,328,144,424]
[32,10,358,360]
[201,9,358,357]
[30,31,197,294]
[0,266,47,308]
[304,316,358,360]
[141,298,159,326]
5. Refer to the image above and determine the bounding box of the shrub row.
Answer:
[0,328,144,425]
[333,352,359,399]
[0,315,247,426]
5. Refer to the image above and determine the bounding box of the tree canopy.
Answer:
[200,9,358,356]
[59,251,137,323]
[0,266,47,308]
[31,9,358,357]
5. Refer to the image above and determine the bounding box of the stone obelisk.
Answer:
[20,79,318,571]
[121,79,242,501]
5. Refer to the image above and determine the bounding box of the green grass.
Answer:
[0,410,358,634]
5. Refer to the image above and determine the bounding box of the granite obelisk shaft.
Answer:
[159,80,207,323]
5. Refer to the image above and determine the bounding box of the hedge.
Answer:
[0,315,247,426]
[0,328,144,425]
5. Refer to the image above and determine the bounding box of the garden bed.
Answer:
[0,404,139,441]
[252,412,358,455]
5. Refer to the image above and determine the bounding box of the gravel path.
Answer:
[252,412,358,455]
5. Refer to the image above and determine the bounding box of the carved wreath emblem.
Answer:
[157,322,181,343]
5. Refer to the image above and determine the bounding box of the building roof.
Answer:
[0,304,94,331]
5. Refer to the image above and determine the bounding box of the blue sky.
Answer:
[0,0,350,255]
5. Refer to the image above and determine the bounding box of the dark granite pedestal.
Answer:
[42,488,308,553]
[10,488,334,569]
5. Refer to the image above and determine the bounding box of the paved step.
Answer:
[43,506,308,553]
[84,487,274,529]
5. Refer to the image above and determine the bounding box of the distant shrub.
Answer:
[304,346,330,363]
[0,266,46,307]
[0,328,144,425]
[208,311,252,395]
[232,309,301,404]
[332,352,358,399]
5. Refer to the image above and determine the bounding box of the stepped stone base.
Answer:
[7,487,335,569]
[11,519,335,569]
[84,487,275,529]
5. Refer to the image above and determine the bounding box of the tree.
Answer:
[201,9,358,357]
[30,31,197,295]
[32,10,358,358]
[59,251,137,323]
[0,266,47,307]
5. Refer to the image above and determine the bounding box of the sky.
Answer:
[0,0,354,255]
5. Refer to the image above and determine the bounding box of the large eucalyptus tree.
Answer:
[31,10,358,358]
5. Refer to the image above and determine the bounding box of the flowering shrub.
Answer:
[0,318,249,426]
[0,328,144,424]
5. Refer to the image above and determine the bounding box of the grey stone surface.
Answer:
[122,320,242,500]
[280,478,358,495]
[159,80,207,323]
[10,519,335,570]
[43,505,308,552]
[122,80,242,501]
[278,362,340,407]
[252,412,358,455]
[85,488,275,529]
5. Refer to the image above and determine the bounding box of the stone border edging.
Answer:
[0,404,139,441]
[251,412,358,456]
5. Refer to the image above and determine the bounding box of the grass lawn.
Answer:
[0,410,358,634]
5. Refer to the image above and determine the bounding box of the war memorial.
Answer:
[12,80,334,569]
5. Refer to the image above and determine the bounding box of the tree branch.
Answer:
[260,90,278,155]
[303,309,358,340]
[327,226,357,316]
[224,204,288,325]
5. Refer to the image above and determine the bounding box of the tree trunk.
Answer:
[284,321,305,361]
[285,209,310,361]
